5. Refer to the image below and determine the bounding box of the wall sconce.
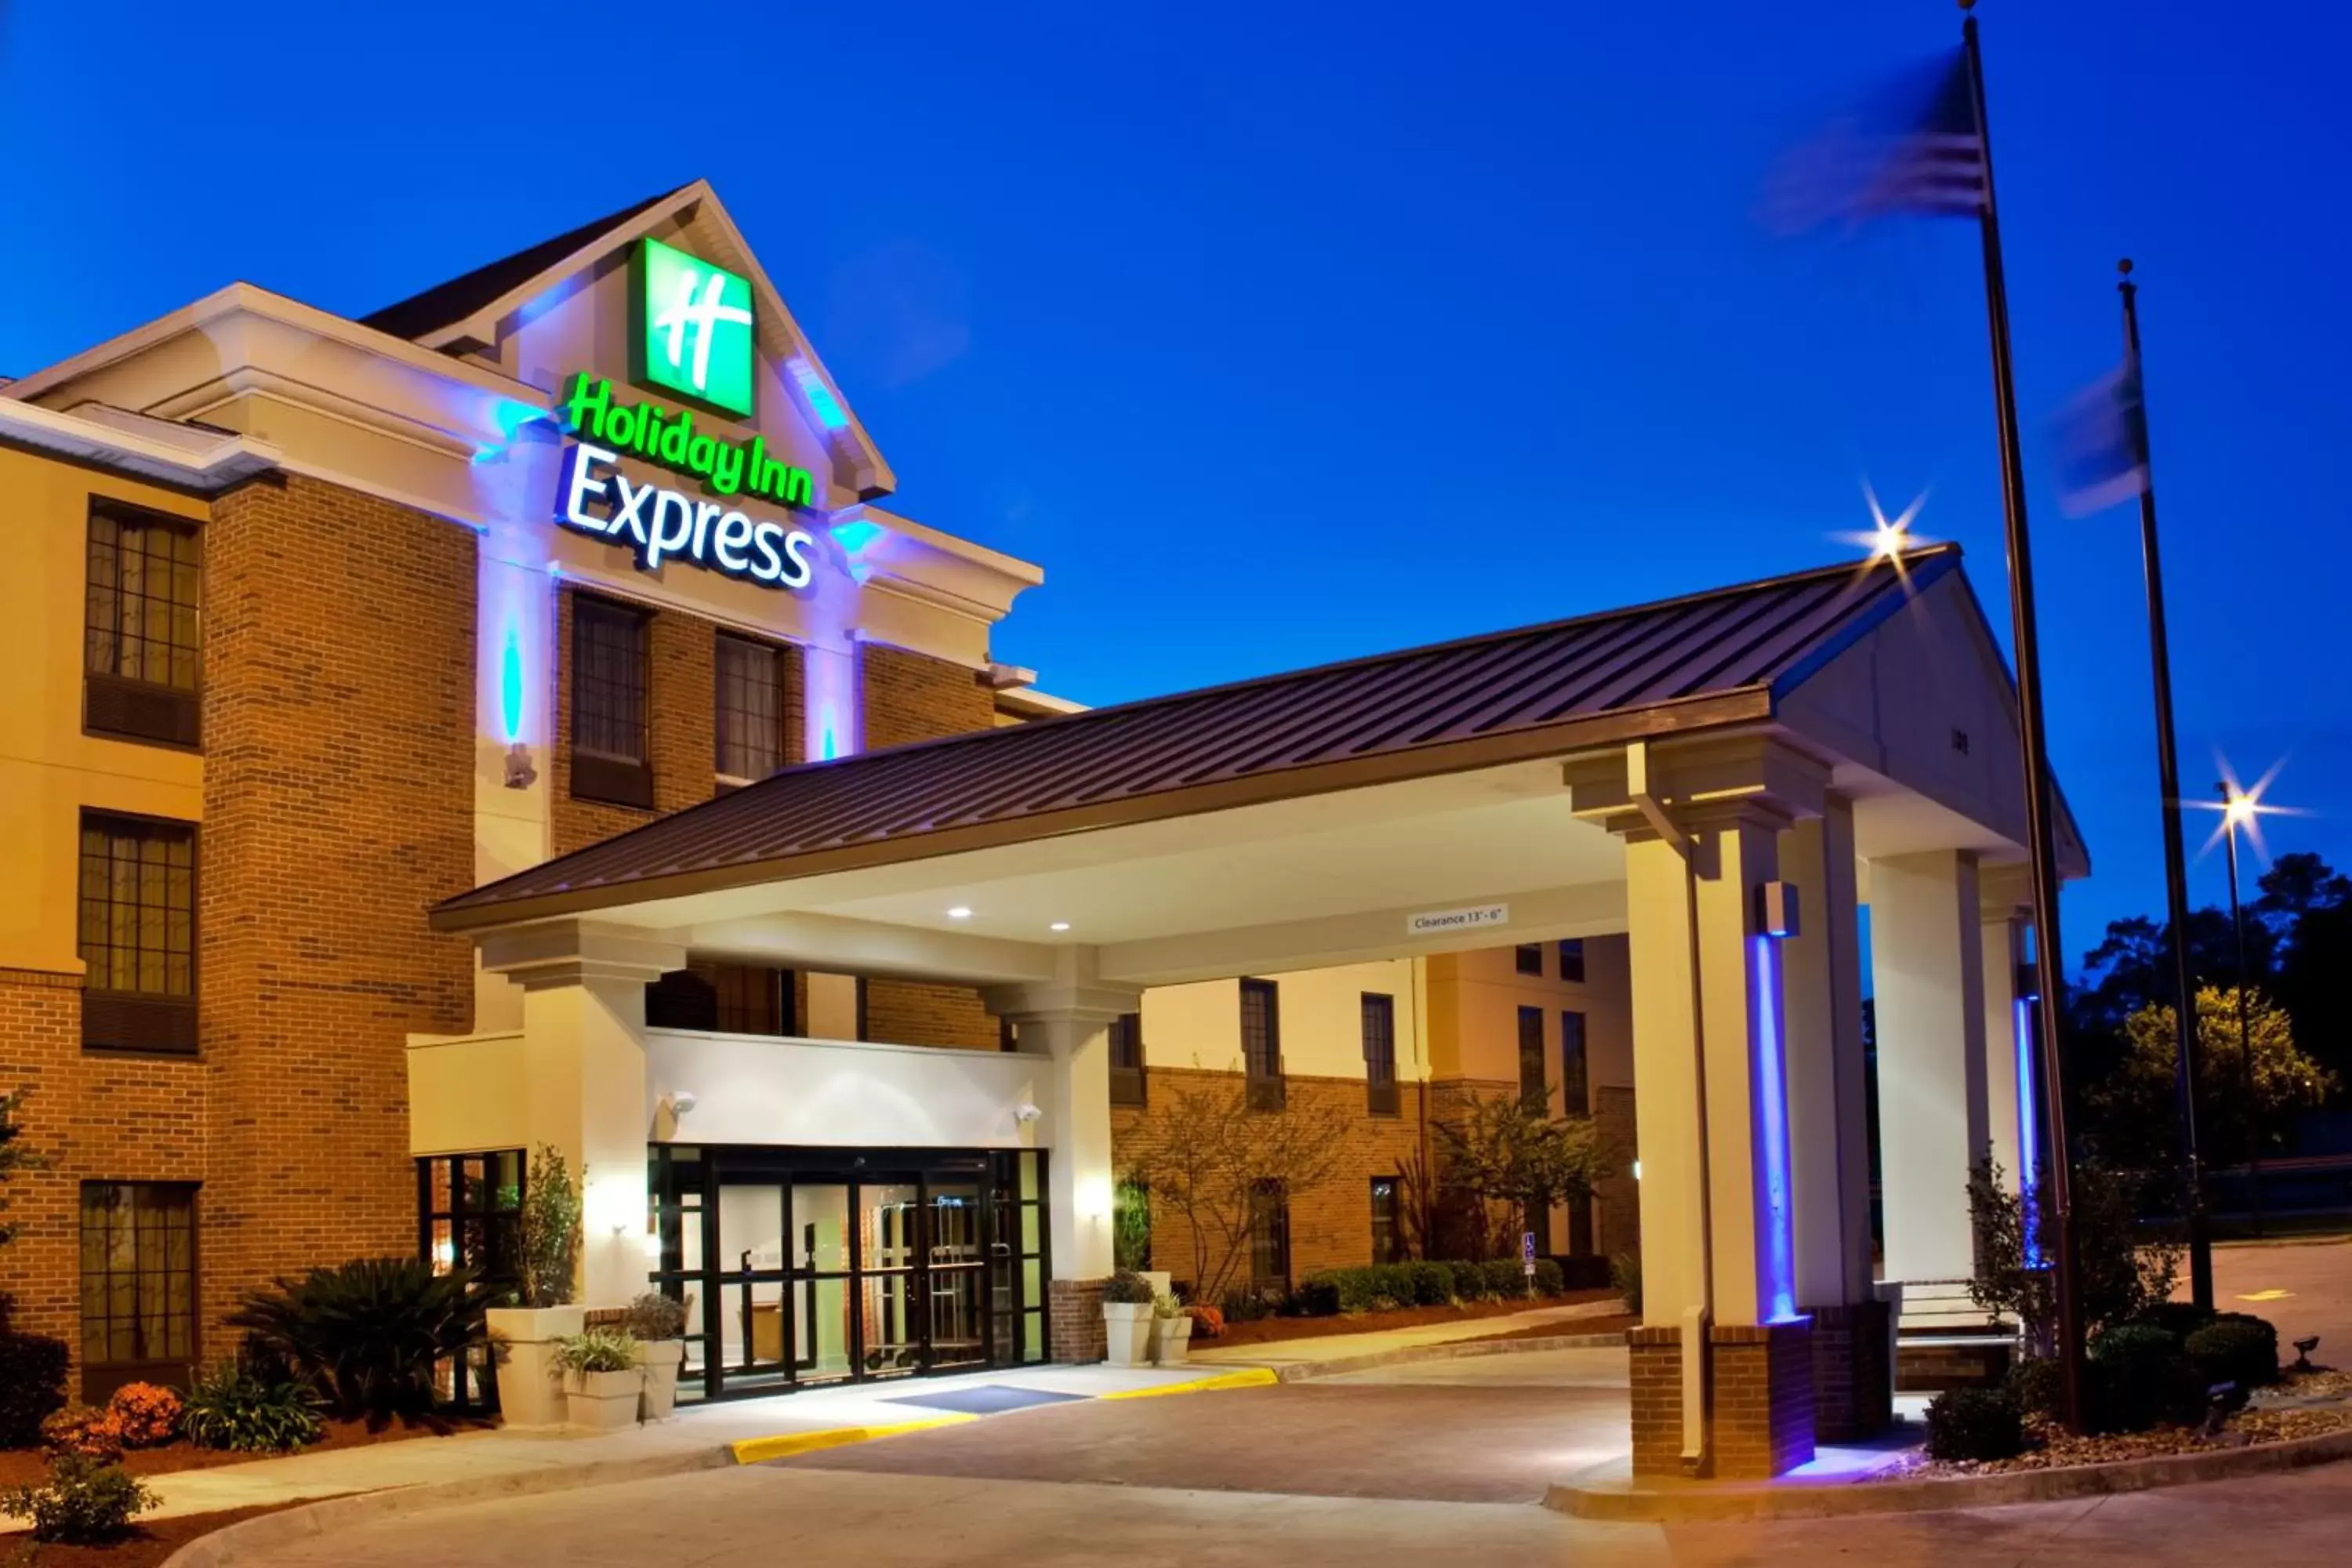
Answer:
[1014,1102,1042,1125]
[668,1091,698,1116]
[503,741,539,790]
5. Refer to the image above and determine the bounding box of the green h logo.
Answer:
[632,237,754,419]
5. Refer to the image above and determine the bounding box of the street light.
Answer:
[2213,775,2272,1236]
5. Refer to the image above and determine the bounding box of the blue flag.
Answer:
[2053,361,2151,516]
[1762,50,1989,234]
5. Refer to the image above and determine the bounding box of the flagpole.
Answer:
[1959,0,2087,1432]
[2116,259,2214,1311]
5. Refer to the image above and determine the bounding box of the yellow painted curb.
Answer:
[730,1413,977,1465]
[1098,1367,1279,1399]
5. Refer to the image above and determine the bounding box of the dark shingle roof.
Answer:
[360,187,684,343]
[432,547,1963,928]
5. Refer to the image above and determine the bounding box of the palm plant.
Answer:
[227,1258,491,1425]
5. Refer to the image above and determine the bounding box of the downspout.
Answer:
[1631,742,1712,1471]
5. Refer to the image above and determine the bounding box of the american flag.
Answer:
[2053,358,2152,516]
[1761,50,1991,234]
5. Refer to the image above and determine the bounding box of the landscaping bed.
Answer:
[1,1498,333,1568]
[1447,1312,1638,1344]
[0,1415,485,1492]
[1200,1288,1619,1348]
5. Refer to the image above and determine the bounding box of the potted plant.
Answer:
[550,1328,641,1432]
[1151,1293,1192,1367]
[485,1145,583,1428]
[624,1291,688,1421]
[1101,1270,1155,1367]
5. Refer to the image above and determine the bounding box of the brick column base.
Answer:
[1047,1278,1108,1363]
[1628,1319,1817,1479]
[1804,1299,1892,1442]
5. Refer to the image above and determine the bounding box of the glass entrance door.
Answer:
[927,1179,987,1372]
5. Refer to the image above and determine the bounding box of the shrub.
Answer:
[550,1329,637,1375]
[0,1330,68,1448]
[1923,1387,2027,1462]
[2004,1356,2063,1422]
[1183,1305,1225,1339]
[1447,1260,1490,1303]
[181,1362,324,1454]
[40,1404,124,1461]
[2,1452,157,1544]
[1612,1251,1643,1316]
[1407,1261,1454,1306]
[107,1383,182,1449]
[2132,1301,2218,1341]
[2089,1321,2205,1432]
[2185,1315,2278,1400]
[622,1291,686,1341]
[227,1257,491,1423]
[521,1143,582,1308]
[1102,1269,1156,1306]
[1219,1284,1283,1323]
[1287,1276,1340,1316]
[1481,1258,1527,1298]
[1531,1258,1566,1297]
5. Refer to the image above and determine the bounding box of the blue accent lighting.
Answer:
[2016,995,2042,1267]
[792,361,851,430]
[830,520,884,555]
[499,626,525,743]
[1753,932,1798,1324]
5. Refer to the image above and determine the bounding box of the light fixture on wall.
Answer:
[668,1091,698,1116]
[503,741,538,790]
[1014,1102,1042,1125]
[946,906,973,920]
[1049,921,1071,933]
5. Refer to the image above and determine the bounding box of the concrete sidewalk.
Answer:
[1190,1297,1629,1374]
[5,1363,1218,1530]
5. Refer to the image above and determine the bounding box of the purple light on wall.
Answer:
[2016,995,2042,1267]
[1752,932,1798,1323]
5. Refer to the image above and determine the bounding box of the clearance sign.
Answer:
[552,240,822,591]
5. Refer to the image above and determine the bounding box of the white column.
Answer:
[1869,850,1988,1286]
[1980,911,2026,1192]
[1624,833,1709,1331]
[1780,798,1874,1308]
[987,955,1139,1283]
[485,922,683,1306]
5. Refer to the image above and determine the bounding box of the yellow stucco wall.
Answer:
[1424,937,1633,1107]
[1139,957,1426,1081]
[0,448,206,975]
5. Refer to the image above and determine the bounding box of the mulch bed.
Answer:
[0,1499,330,1568]
[1196,1289,1621,1348]
[0,1416,489,1490]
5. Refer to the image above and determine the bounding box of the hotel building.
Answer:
[0,181,2078,1476]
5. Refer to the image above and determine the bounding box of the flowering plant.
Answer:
[107,1383,183,1448]
[39,1405,125,1461]
[1183,1305,1225,1339]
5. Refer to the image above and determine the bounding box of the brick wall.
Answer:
[851,641,996,1044]
[198,474,477,1345]
[1047,1277,1106,1363]
[1806,1298,1891,1441]
[1631,1320,1818,1479]
[1594,1083,1640,1260]
[1109,1065,1426,1298]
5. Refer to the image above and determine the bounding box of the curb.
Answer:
[1239,1330,1629,1384]
[1547,1422,2352,1522]
[1098,1367,1279,1399]
[731,1414,975,1465]
[158,1446,737,1568]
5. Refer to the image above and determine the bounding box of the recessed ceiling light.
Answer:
[946,906,973,920]
[1049,921,1071,933]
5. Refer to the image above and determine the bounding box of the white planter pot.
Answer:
[485,1305,585,1429]
[1102,1301,1153,1367]
[565,1367,643,1432]
[634,1339,685,1421]
[1153,1316,1192,1367]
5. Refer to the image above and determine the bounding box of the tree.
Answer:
[1432,1091,1611,1259]
[1966,1156,2179,1356]
[2256,853,2352,1094]
[2111,985,2334,1168]
[519,1144,582,1308]
[0,1087,45,1330]
[1127,1076,1352,1305]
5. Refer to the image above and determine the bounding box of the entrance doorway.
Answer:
[647,1145,1050,1403]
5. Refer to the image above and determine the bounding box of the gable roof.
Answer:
[360,187,683,343]
[434,547,2002,931]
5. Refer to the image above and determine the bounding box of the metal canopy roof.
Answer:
[435,547,1970,931]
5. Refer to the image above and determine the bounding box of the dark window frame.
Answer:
[647,961,799,1036]
[570,593,654,808]
[1360,992,1399,1116]
[1560,1010,1590,1116]
[1516,1004,1546,1106]
[83,499,202,750]
[78,1180,198,1399]
[1557,938,1587,983]
[1240,978,1284,1112]
[1247,1177,1291,1287]
[1514,943,1543,976]
[1369,1176,1401,1265]
[1109,1012,1147,1107]
[78,810,198,1055]
[713,632,787,785]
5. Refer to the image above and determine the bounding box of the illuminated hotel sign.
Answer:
[557,372,818,590]
[633,237,755,418]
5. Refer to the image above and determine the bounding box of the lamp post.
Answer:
[2218,783,2264,1237]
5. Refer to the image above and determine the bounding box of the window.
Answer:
[1240,979,1283,1111]
[572,596,652,807]
[714,633,786,784]
[1514,943,1543,976]
[646,962,797,1036]
[78,813,197,1054]
[1369,1177,1401,1265]
[1557,938,1586,983]
[84,503,201,748]
[1109,1012,1146,1107]
[416,1152,523,1413]
[1517,1006,1546,1105]
[1247,1178,1290,1286]
[1361,993,1399,1116]
[78,1182,197,1399]
[1560,1010,1590,1116]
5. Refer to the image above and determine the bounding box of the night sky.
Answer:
[3,2,2343,970]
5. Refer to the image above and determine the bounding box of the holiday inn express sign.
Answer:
[550,238,823,590]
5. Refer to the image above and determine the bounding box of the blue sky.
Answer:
[3,2,2343,967]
